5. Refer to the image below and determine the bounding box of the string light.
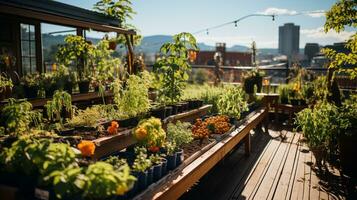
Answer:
[193,10,325,35]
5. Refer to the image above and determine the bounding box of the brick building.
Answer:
[193,43,252,66]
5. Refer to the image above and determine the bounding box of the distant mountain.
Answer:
[135,35,172,53]
[227,45,250,52]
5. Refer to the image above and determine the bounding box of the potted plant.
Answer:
[0,74,13,101]
[56,35,94,94]
[166,121,193,166]
[40,73,57,98]
[154,32,198,110]
[243,68,264,95]
[132,147,152,191]
[277,84,290,104]
[336,95,357,177]
[217,85,248,120]
[132,117,166,153]
[0,99,42,136]
[20,73,40,99]
[77,71,92,94]
[82,161,136,199]
[295,102,339,170]
[114,75,150,120]
[149,154,166,182]
[44,90,72,124]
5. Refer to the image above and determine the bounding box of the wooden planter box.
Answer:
[92,105,213,159]
[133,107,268,200]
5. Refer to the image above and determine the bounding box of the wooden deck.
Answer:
[180,126,349,200]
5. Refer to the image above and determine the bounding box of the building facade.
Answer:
[278,23,300,58]
[194,43,252,66]
[304,43,320,62]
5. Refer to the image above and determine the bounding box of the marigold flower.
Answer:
[134,127,147,140]
[107,121,119,135]
[77,140,95,157]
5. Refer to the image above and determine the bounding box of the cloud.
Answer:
[305,10,325,18]
[259,7,297,16]
[259,8,325,18]
[301,27,354,41]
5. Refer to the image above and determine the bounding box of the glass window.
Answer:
[41,23,77,72]
[20,23,36,75]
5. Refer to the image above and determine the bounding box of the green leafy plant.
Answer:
[217,85,248,119]
[94,0,136,26]
[0,137,76,179]
[0,98,42,135]
[105,156,128,170]
[66,105,107,128]
[323,0,357,78]
[132,146,152,172]
[154,32,198,104]
[149,154,164,165]
[45,90,72,123]
[20,72,41,87]
[44,165,85,199]
[0,74,13,90]
[56,35,94,81]
[166,121,193,151]
[133,117,166,152]
[115,74,150,117]
[83,161,136,198]
[295,102,341,168]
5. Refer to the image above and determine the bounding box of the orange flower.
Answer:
[77,140,95,157]
[107,121,119,135]
[148,146,160,153]
[134,127,147,140]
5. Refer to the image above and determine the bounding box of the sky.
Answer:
[55,0,356,48]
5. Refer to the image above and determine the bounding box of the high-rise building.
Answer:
[304,43,320,62]
[279,23,300,58]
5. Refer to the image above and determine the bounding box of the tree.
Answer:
[323,0,357,78]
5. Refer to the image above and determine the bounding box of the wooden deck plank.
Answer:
[211,131,271,200]
[310,151,321,200]
[251,131,296,200]
[285,133,303,200]
[290,141,309,199]
[303,147,312,200]
[180,127,347,200]
[235,130,284,200]
[270,133,301,199]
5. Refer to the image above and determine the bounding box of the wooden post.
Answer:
[124,33,134,74]
[244,133,251,156]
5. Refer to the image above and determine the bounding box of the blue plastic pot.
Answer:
[147,167,154,186]
[175,149,184,166]
[166,153,177,170]
[153,163,163,182]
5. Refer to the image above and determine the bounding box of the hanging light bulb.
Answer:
[272,15,275,21]
[234,21,237,27]
[206,29,209,35]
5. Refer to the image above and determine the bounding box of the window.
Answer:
[41,23,76,72]
[20,23,37,75]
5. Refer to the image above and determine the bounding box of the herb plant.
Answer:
[166,121,193,151]
[217,85,248,119]
[45,90,72,123]
[83,161,136,198]
[115,74,150,117]
[132,146,152,172]
[0,98,42,135]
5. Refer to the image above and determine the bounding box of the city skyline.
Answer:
[55,0,356,48]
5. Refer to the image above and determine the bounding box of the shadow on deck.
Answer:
[180,125,355,200]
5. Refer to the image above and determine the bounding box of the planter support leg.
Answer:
[244,133,251,156]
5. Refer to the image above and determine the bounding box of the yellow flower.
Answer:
[116,184,128,195]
